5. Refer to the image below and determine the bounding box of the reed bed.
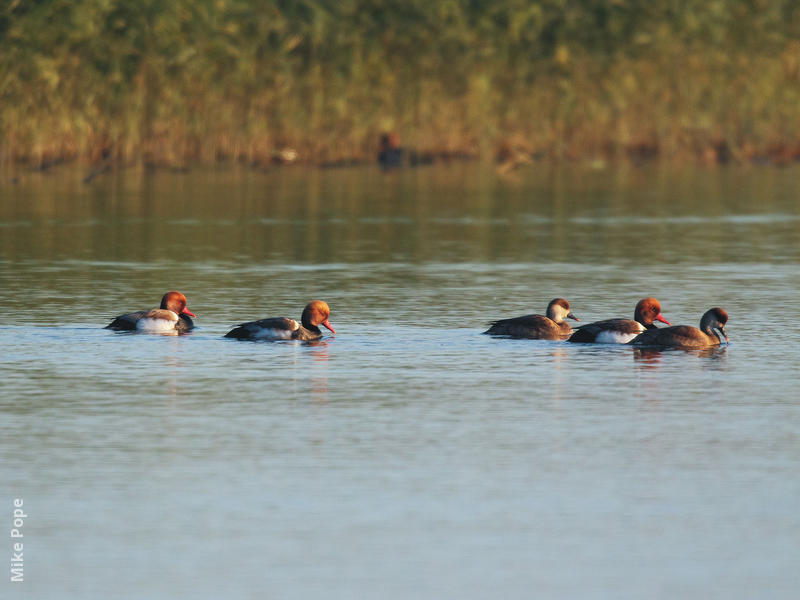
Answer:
[2,0,800,167]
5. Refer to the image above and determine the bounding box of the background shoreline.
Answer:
[3,1,800,169]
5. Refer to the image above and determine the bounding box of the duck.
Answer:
[105,291,196,333]
[568,297,670,344]
[629,307,729,348]
[225,300,335,341]
[484,298,579,339]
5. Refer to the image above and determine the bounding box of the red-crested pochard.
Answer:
[105,291,196,333]
[225,300,335,341]
[630,307,729,348]
[568,297,670,344]
[484,298,579,339]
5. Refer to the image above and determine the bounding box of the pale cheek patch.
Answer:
[595,330,641,344]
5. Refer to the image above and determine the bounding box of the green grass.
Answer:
[3,0,800,167]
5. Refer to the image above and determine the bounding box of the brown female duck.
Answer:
[630,307,729,348]
[484,298,579,339]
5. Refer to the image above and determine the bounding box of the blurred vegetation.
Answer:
[2,0,800,167]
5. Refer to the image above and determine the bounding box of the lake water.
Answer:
[2,164,799,599]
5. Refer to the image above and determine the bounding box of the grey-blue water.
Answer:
[2,165,799,598]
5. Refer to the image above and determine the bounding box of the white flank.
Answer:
[137,312,179,332]
[595,330,642,344]
[255,320,299,340]
[255,328,294,340]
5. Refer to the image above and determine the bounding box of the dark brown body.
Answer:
[630,307,729,349]
[484,298,578,340]
[630,326,720,348]
[484,315,571,339]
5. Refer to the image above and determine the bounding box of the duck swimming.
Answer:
[225,300,335,341]
[629,307,729,348]
[484,298,579,339]
[568,297,669,344]
[105,291,196,333]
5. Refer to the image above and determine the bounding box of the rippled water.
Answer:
[2,164,799,599]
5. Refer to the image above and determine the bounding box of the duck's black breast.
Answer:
[176,314,194,332]
[291,325,323,341]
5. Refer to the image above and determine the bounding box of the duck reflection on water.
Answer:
[632,345,729,368]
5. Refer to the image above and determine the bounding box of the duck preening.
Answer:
[484,298,579,339]
[225,300,335,341]
[629,307,729,348]
[105,291,196,333]
[568,297,669,344]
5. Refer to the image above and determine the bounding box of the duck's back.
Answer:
[568,318,644,343]
[225,317,302,340]
[484,314,565,339]
[105,310,149,330]
[631,325,712,348]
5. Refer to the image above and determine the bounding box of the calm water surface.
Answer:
[1,165,799,599]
